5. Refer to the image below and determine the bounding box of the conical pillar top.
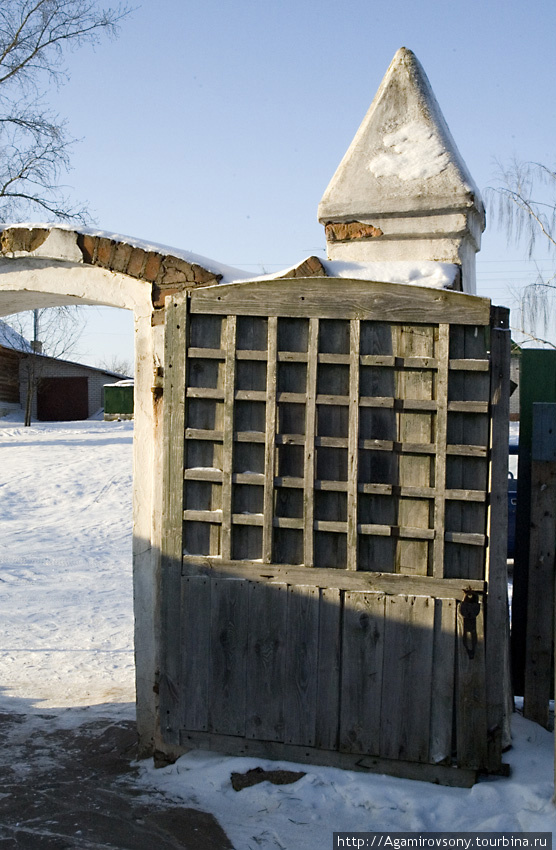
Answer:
[319,47,484,221]
[317,48,485,292]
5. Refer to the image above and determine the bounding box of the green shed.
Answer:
[104,380,134,420]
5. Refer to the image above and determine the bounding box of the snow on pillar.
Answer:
[318,47,485,294]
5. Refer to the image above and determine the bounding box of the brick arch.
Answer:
[0,225,224,319]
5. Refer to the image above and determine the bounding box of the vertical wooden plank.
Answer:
[221,315,237,560]
[380,595,435,763]
[485,306,512,767]
[523,459,556,727]
[512,349,556,695]
[304,318,318,566]
[181,576,211,732]
[263,316,278,563]
[429,597,456,764]
[246,581,287,741]
[396,325,434,575]
[523,404,556,727]
[340,591,385,755]
[284,585,319,745]
[456,594,488,770]
[160,293,188,745]
[347,319,361,570]
[445,324,490,581]
[433,324,450,579]
[358,322,396,572]
[209,578,248,736]
[315,587,342,750]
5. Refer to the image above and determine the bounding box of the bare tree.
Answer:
[486,160,556,345]
[0,0,129,222]
[0,1,130,422]
[97,354,133,377]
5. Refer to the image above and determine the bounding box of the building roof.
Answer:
[0,319,32,353]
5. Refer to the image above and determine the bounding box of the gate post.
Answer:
[523,403,556,728]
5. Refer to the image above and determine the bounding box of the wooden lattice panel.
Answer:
[160,280,511,782]
[179,305,490,579]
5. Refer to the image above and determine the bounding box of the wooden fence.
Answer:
[159,277,511,786]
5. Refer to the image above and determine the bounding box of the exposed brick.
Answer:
[96,237,114,267]
[111,242,133,273]
[127,247,147,278]
[325,221,383,242]
[143,252,163,282]
[1,227,49,254]
[78,234,97,264]
[151,284,182,309]
[151,308,165,326]
[159,257,193,285]
[282,255,327,278]
[191,264,221,284]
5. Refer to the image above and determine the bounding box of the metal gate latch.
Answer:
[460,592,481,659]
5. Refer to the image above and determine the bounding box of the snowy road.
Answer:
[0,417,555,848]
[0,418,135,713]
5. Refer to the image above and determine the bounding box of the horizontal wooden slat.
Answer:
[187,347,225,359]
[356,483,486,501]
[358,524,435,540]
[183,509,222,523]
[184,468,223,482]
[444,531,486,546]
[359,397,437,411]
[314,520,347,533]
[185,428,223,441]
[232,513,264,526]
[276,392,307,404]
[275,434,305,446]
[274,476,304,489]
[181,555,487,595]
[319,353,350,364]
[273,517,304,529]
[359,439,436,454]
[186,387,225,399]
[278,352,308,362]
[233,472,265,485]
[445,489,486,502]
[189,277,491,325]
[315,480,349,492]
[236,350,268,361]
[449,359,489,372]
[177,729,478,787]
[446,445,488,457]
[235,390,266,402]
[316,394,350,406]
[234,430,266,443]
[315,436,348,448]
[447,402,489,413]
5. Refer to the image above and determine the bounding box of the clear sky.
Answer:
[37,0,556,365]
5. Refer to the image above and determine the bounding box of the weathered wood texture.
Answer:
[512,350,556,695]
[523,404,556,728]
[0,346,21,403]
[160,295,189,745]
[159,279,510,781]
[485,308,511,765]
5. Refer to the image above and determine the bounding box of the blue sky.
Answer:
[38,0,556,365]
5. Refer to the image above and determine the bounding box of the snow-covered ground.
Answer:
[0,416,555,847]
[0,416,135,715]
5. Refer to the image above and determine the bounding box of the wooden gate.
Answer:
[159,278,510,786]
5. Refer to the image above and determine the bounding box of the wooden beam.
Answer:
[524,403,556,728]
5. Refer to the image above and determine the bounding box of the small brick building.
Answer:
[0,319,130,420]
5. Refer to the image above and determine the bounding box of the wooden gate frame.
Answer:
[158,278,511,786]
